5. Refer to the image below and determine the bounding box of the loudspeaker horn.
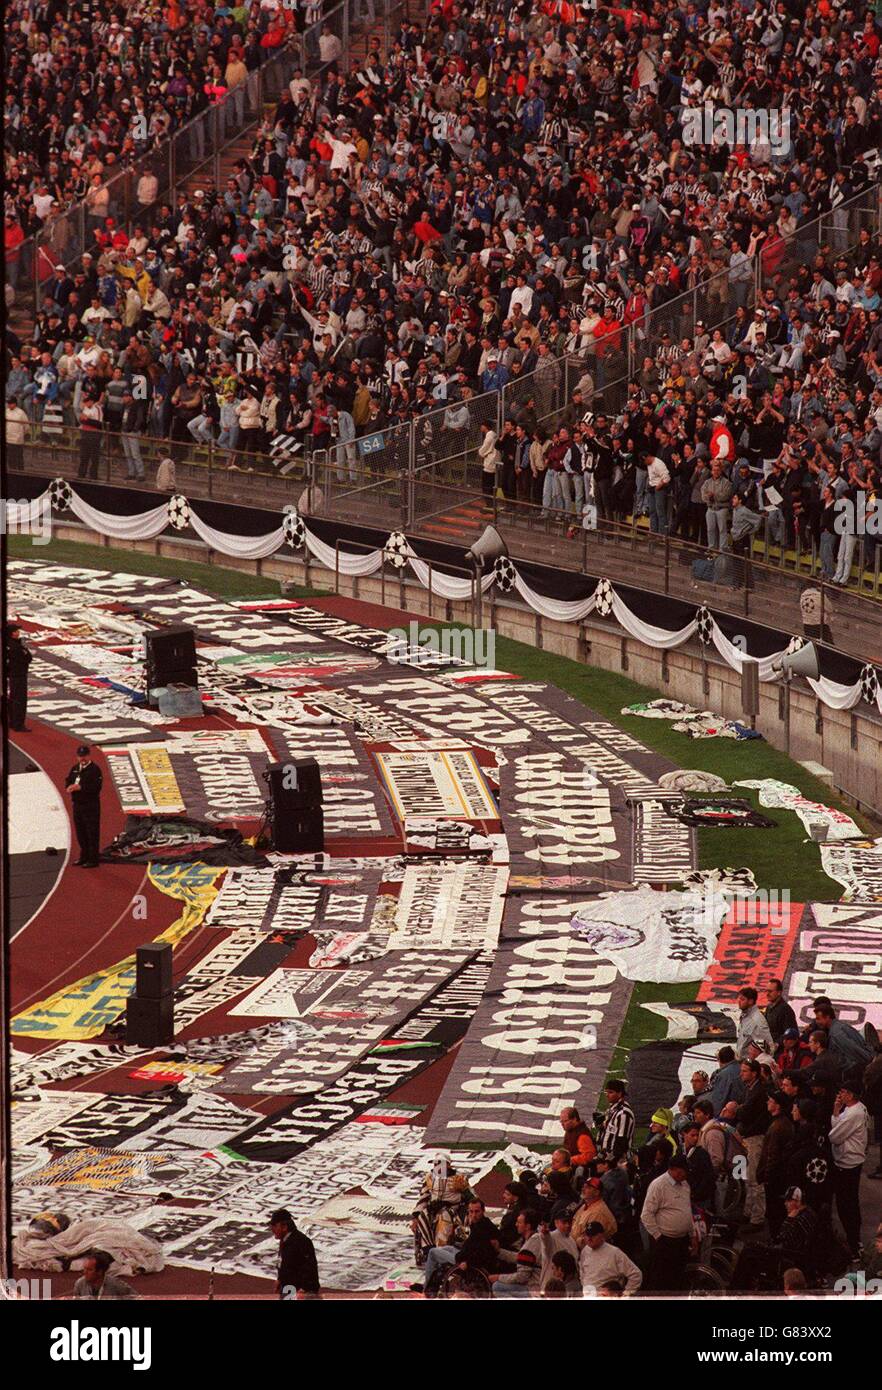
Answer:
[774,642,820,682]
[465,525,507,566]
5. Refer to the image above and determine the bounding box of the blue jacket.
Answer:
[708,1061,745,1115]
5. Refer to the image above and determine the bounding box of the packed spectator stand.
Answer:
[5,0,882,593]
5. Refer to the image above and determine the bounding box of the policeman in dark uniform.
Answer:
[64,744,103,867]
[6,622,32,731]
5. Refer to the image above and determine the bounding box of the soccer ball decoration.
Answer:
[696,605,714,646]
[49,477,73,511]
[493,555,517,592]
[383,531,410,569]
[167,494,191,530]
[594,578,614,617]
[282,509,305,549]
[860,664,879,705]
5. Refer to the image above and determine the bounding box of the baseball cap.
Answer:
[76,744,91,757]
[782,1027,800,1040]
[784,1186,803,1203]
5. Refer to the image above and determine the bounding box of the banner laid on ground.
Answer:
[375,748,498,821]
[697,900,804,1003]
[786,903,882,1031]
[570,887,730,984]
[11,864,219,1040]
[426,896,632,1147]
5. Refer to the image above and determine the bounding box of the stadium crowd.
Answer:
[4,0,322,236]
[408,984,882,1298]
[4,1,882,581]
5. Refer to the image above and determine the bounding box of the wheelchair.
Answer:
[436,1265,493,1299]
[684,1220,740,1295]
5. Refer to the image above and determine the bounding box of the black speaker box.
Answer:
[266,757,323,809]
[126,993,174,1047]
[136,941,173,998]
[273,806,325,854]
[144,625,198,688]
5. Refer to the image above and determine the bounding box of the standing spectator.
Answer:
[641,1154,694,1291]
[758,1092,795,1237]
[579,1222,642,1298]
[477,421,500,502]
[764,979,798,1044]
[736,987,775,1059]
[727,1058,771,1231]
[5,397,29,471]
[77,387,104,479]
[5,622,32,733]
[829,1080,870,1260]
[270,1209,321,1301]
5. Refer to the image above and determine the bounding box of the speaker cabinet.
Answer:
[266,758,323,810]
[136,942,173,998]
[273,806,325,854]
[144,625,198,689]
[126,994,174,1047]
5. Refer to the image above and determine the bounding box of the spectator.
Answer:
[640,1153,694,1292]
[829,1080,870,1260]
[736,987,775,1059]
[269,1208,321,1301]
[579,1222,642,1298]
[73,1250,138,1301]
[488,1209,544,1299]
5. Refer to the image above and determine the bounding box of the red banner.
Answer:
[697,900,803,1003]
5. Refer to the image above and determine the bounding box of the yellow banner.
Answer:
[12,863,220,1041]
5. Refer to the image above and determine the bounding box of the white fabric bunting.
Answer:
[39,481,877,717]
[303,528,384,577]
[188,512,286,561]
[69,492,169,541]
[408,556,494,600]
[512,571,597,622]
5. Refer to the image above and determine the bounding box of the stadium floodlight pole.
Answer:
[0,494,12,1282]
